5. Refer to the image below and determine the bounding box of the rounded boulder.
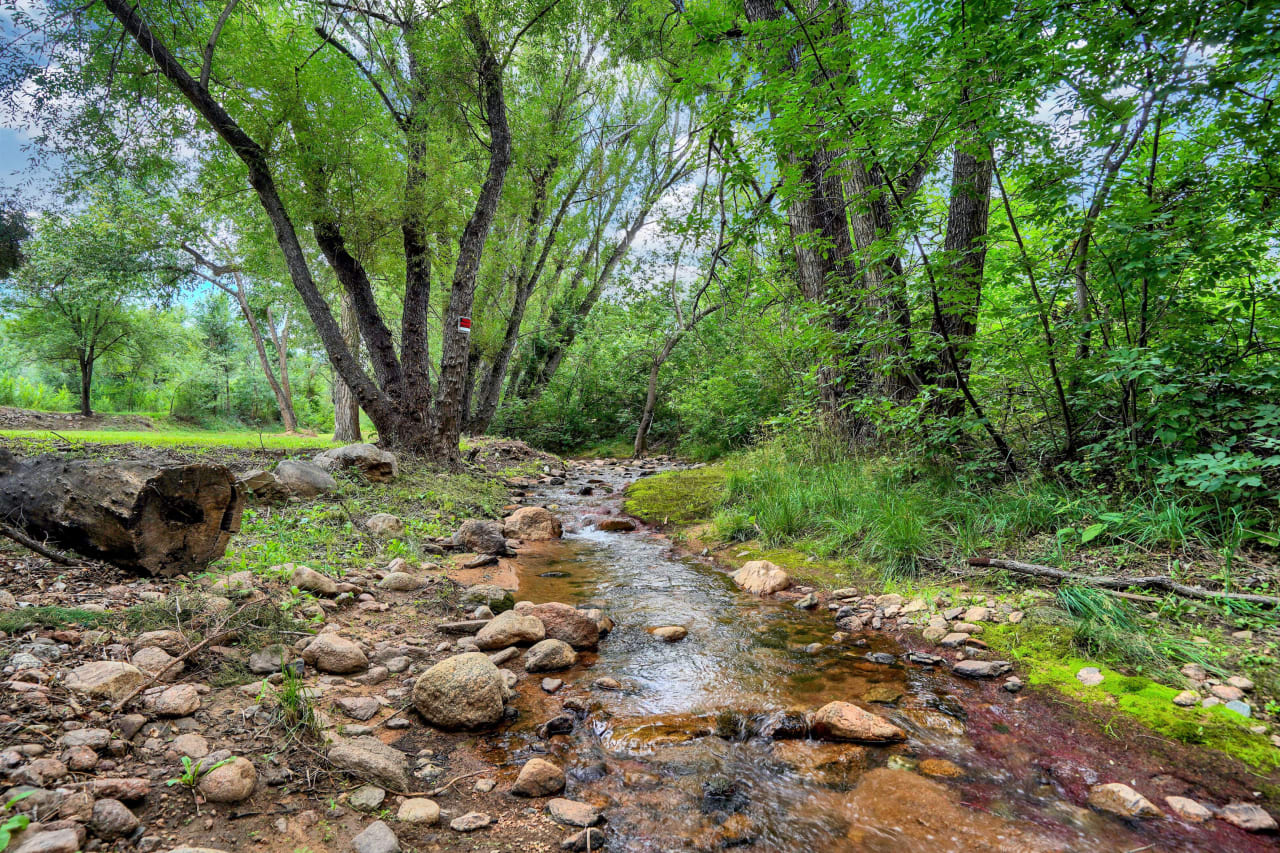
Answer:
[412,653,506,730]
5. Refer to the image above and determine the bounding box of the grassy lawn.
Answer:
[0,428,340,450]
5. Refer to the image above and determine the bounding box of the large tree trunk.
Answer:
[0,450,243,576]
[333,294,362,442]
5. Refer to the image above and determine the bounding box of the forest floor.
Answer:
[0,436,1277,853]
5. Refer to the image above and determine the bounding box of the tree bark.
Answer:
[426,12,512,463]
[927,132,992,416]
[264,306,296,429]
[0,449,243,577]
[78,355,93,416]
[333,293,362,442]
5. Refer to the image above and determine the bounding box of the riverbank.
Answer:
[622,455,1280,779]
[2,438,1276,852]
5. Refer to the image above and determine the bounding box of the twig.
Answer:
[0,521,89,566]
[110,599,260,711]
[968,557,1280,607]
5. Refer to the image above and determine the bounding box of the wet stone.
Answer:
[1219,802,1277,832]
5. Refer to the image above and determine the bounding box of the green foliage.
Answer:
[0,792,34,852]
[166,755,234,789]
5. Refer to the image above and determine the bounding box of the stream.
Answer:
[480,462,1265,852]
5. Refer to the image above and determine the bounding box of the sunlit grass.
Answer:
[0,428,340,450]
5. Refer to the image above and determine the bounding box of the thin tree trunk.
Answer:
[333,294,362,442]
[928,131,992,416]
[78,356,93,417]
[264,305,297,430]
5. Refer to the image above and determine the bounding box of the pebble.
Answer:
[1164,796,1213,822]
[349,784,386,812]
[1088,782,1163,819]
[396,798,439,824]
[1219,802,1277,832]
[351,819,400,853]
[548,798,601,827]
[1075,667,1104,687]
[1172,690,1198,707]
[450,812,492,832]
[541,678,563,693]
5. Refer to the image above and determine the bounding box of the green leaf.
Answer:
[1081,523,1108,544]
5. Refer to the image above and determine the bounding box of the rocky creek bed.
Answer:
[0,448,1276,852]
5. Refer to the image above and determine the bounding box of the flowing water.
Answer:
[482,464,1267,852]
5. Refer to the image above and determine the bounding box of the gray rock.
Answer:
[153,684,201,716]
[412,653,505,730]
[237,469,288,503]
[9,827,84,853]
[275,460,337,497]
[475,610,545,650]
[351,819,400,853]
[336,696,382,721]
[349,784,386,812]
[396,798,439,824]
[314,444,398,483]
[377,572,422,591]
[1225,699,1252,717]
[249,644,294,674]
[461,584,514,613]
[524,639,577,673]
[197,756,256,803]
[450,812,492,832]
[291,565,340,596]
[1219,802,1277,832]
[302,634,368,674]
[547,798,600,827]
[58,728,112,750]
[453,520,509,555]
[952,660,1013,678]
[90,798,139,839]
[63,662,145,701]
[1076,667,1104,686]
[327,737,410,792]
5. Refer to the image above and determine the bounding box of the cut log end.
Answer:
[0,452,243,577]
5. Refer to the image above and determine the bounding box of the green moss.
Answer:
[984,622,1279,770]
[624,466,728,525]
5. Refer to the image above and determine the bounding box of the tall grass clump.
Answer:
[712,434,1258,586]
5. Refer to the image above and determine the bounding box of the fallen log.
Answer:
[0,449,243,577]
[967,556,1280,607]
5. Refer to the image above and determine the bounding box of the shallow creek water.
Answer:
[481,465,1265,852]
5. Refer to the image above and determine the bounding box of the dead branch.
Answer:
[968,557,1280,607]
[0,521,90,566]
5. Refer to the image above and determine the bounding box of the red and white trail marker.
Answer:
[458,317,472,334]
